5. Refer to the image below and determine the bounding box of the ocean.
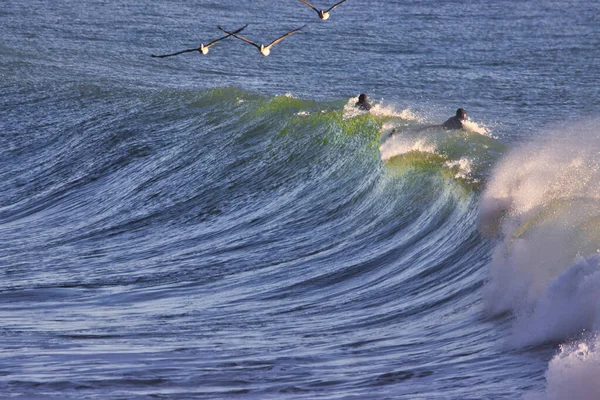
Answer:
[1,0,599,399]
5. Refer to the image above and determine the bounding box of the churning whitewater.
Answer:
[479,121,600,400]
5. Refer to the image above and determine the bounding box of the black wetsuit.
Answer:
[355,101,371,111]
[441,116,464,130]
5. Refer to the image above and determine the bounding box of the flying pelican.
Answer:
[217,25,305,57]
[151,25,247,58]
[297,0,349,20]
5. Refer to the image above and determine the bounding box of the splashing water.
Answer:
[379,136,437,161]
[445,157,474,180]
[480,120,600,330]
[462,119,491,136]
[525,336,600,400]
[479,119,600,399]
[342,96,422,121]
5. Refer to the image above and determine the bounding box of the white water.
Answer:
[379,136,437,161]
[479,120,600,399]
[526,335,600,400]
[462,119,490,136]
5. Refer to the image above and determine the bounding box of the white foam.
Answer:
[342,96,364,119]
[479,119,600,399]
[445,157,473,180]
[369,103,421,121]
[379,135,437,161]
[511,254,600,347]
[525,336,600,400]
[462,119,490,136]
[342,96,422,122]
[381,121,396,132]
[480,121,600,322]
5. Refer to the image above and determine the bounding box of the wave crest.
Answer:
[479,120,600,398]
[479,121,600,334]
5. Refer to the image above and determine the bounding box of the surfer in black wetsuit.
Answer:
[355,93,371,111]
[442,108,467,130]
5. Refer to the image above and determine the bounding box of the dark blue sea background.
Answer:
[2,0,600,399]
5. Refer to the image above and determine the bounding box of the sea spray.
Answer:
[525,335,600,400]
[510,254,600,347]
[342,96,422,121]
[479,120,600,399]
[543,336,600,400]
[461,119,491,136]
[479,120,600,326]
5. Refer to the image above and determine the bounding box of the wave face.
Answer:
[1,86,519,398]
[2,89,600,400]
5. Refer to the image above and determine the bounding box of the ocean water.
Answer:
[1,0,599,399]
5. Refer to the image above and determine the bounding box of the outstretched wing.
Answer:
[205,24,248,48]
[298,0,320,13]
[151,48,198,58]
[217,25,260,49]
[267,25,305,49]
[326,0,349,13]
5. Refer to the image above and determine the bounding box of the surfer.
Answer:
[442,108,467,130]
[355,93,371,111]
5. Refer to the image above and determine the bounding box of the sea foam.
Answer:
[462,119,490,136]
[379,136,437,161]
[525,336,600,400]
[478,120,600,399]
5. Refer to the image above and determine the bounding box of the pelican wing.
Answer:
[298,0,320,13]
[266,25,305,49]
[206,24,248,48]
[326,0,349,13]
[217,25,261,49]
[151,48,198,58]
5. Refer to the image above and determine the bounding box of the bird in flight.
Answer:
[218,25,305,56]
[151,25,247,58]
[297,0,349,20]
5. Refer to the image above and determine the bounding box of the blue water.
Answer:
[2,1,600,399]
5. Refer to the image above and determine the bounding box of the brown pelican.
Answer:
[217,25,305,57]
[297,0,349,20]
[151,25,247,58]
